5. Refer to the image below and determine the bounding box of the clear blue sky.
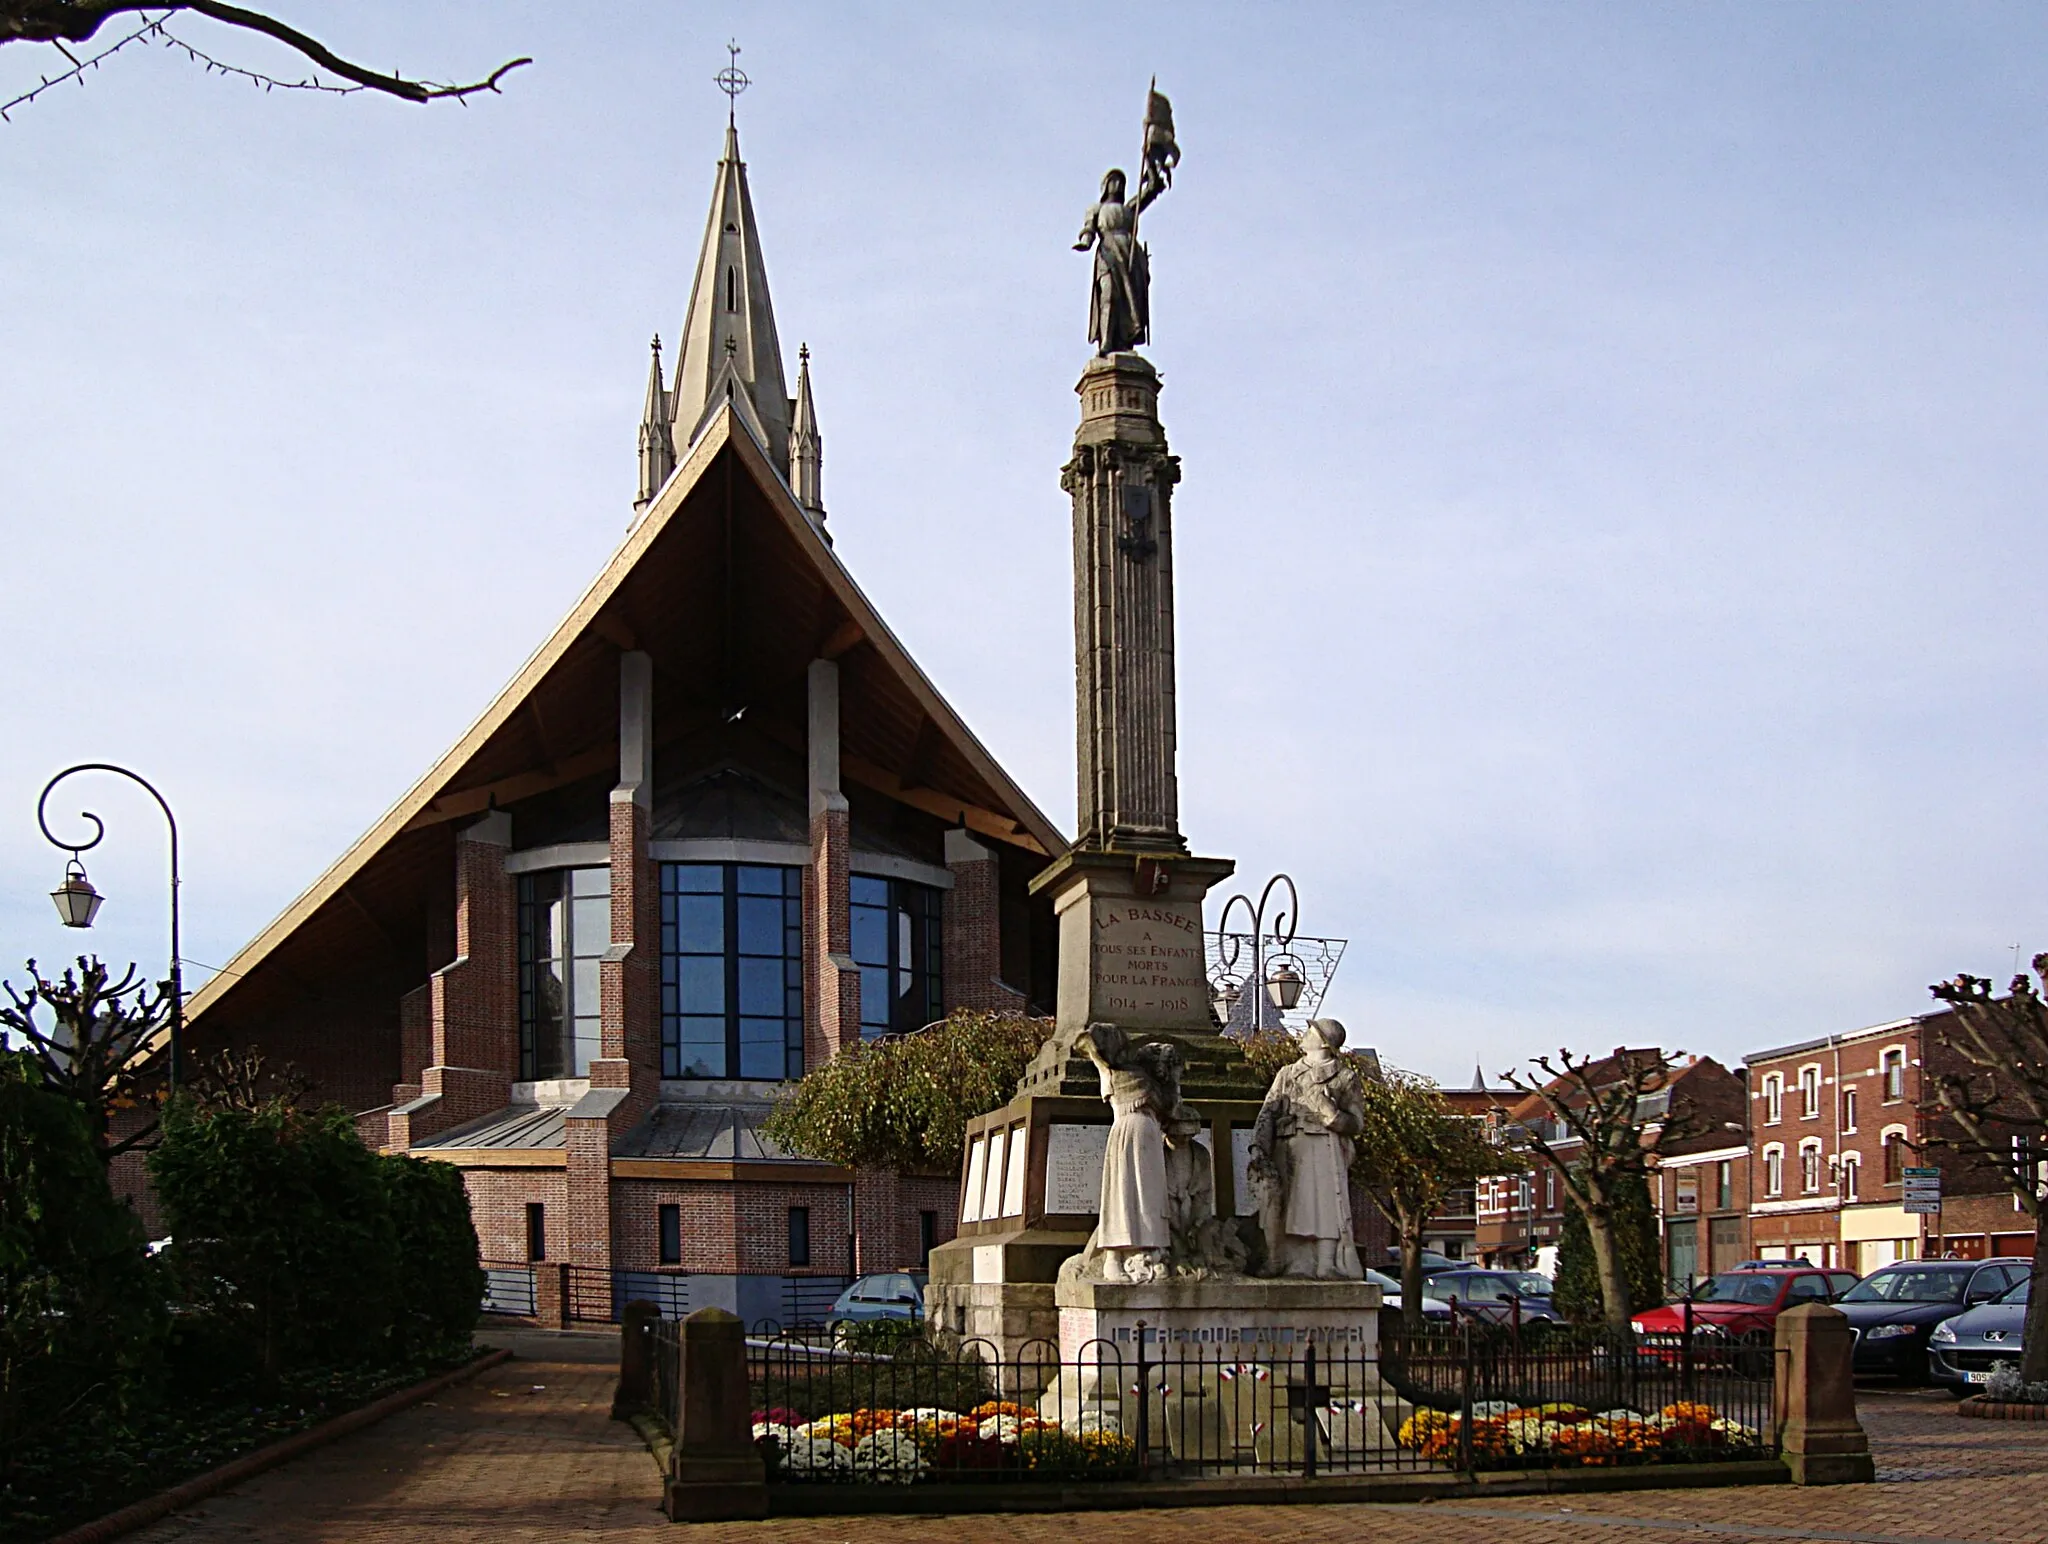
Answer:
[4,2,2046,1085]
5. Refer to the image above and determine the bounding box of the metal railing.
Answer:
[706,1317,1778,1485]
[480,1263,537,1317]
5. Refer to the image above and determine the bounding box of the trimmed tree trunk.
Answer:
[1585,1208,1633,1328]
[1399,1215,1427,1330]
[2022,1206,2048,1385]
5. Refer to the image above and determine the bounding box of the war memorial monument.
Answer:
[924,86,1397,1457]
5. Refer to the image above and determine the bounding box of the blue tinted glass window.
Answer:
[846,874,946,1039]
[518,866,609,1079]
[660,863,804,1080]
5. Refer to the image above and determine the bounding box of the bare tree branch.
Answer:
[1,3,528,119]
[0,955,170,1160]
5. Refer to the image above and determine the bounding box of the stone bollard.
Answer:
[663,1307,767,1522]
[1774,1302,1875,1484]
[611,1300,660,1420]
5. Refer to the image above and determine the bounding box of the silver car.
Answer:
[1928,1276,2030,1395]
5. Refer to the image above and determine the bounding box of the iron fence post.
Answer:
[1681,1282,1695,1404]
[1135,1320,1150,1474]
[1457,1318,1474,1475]
[1303,1341,1319,1478]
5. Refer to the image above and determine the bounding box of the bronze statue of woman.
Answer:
[1074,166,1162,357]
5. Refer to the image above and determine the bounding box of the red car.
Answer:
[1631,1266,1859,1342]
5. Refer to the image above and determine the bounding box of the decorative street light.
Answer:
[37,764,183,1091]
[1214,872,1304,1036]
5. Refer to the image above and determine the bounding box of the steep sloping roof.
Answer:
[186,406,1063,1030]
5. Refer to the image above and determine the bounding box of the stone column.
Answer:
[389,812,517,1148]
[1064,354,1185,855]
[1774,1302,1875,1483]
[805,659,862,1070]
[942,828,1004,1013]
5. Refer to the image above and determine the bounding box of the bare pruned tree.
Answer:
[189,1044,311,1113]
[1925,964,2048,1384]
[0,955,170,1161]
[1500,1048,1709,1327]
[2,3,528,119]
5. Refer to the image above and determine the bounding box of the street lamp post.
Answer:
[1214,872,1308,1035]
[37,764,183,1092]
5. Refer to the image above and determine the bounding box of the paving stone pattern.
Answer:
[127,1368,2048,1544]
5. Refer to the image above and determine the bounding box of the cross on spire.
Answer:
[714,39,749,128]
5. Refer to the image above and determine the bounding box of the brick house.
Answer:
[174,122,1065,1325]
[1745,1014,2037,1272]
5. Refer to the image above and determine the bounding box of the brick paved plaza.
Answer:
[126,1353,2048,1544]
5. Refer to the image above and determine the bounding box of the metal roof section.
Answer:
[411,1103,567,1152]
[613,1100,814,1163]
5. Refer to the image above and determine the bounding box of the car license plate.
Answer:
[1964,1370,1991,1384]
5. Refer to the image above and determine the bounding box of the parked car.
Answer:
[1365,1267,1449,1318]
[1835,1258,2031,1383]
[1929,1275,2031,1395]
[1422,1269,1562,1325]
[1630,1266,1853,1343]
[826,1271,927,1336]
[1383,1248,1463,1279]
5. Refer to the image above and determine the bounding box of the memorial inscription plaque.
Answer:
[1088,900,1207,1021]
[1044,1123,1111,1215]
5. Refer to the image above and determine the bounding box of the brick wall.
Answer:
[462,1167,569,1263]
[391,817,517,1149]
[611,1178,854,1275]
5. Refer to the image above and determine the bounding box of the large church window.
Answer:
[850,875,943,1038]
[517,866,610,1080]
[660,863,803,1080]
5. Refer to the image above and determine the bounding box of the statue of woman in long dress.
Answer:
[1248,1019,1366,1280]
[1074,167,1162,356]
[1074,1023,1180,1283]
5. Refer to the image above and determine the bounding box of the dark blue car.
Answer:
[1835,1259,2030,1382]
[1421,1268,1561,1325]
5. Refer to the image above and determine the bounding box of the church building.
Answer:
[181,121,1064,1325]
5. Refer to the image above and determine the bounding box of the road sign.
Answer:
[1902,1166,1941,1214]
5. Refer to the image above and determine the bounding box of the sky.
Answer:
[4,2,2048,1087]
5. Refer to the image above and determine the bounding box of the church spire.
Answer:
[635,334,675,516]
[791,342,824,528]
[669,121,791,477]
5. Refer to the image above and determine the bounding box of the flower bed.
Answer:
[754,1400,1137,1483]
[1394,1399,1762,1468]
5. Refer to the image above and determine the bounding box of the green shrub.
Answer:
[378,1153,483,1357]
[148,1097,398,1380]
[0,1048,159,1461]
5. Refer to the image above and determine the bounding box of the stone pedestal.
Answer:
[663,1308,768,1521]
[1774,1302,1875,1485]
[1036,1276,1409,1465]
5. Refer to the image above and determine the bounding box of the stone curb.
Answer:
[1958,1395,2048,1422]
[46,1347,515,1544]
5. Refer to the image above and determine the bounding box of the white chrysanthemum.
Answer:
[849,1429,926,1484]
[780,1435,856,1476]
[1063,1408,1123,1436]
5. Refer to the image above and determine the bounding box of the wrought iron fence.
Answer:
[712,1317,1777,1485]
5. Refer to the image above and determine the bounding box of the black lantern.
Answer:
[51,859,103,929]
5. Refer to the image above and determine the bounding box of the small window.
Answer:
[726,265,736,313]
[659,1203,681,1266]
[1882,1130,1906,1184]
[1799,1065,1821,1120]
[1800,1142,1824,1195]
[1716,1160,1733,1211]
[1764,1146,1784,1197]
[919,1210,938,1262]
[1544,1168,1557,1210]
[850,875,945,1037]
[1763,1074,1784,1126]
[1881,1049,1906,1103]
[1842,1086,1858,1133]
[1841,1156,1860,1203]
[526,1202,546,1263]
[788,1206,811,1267]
